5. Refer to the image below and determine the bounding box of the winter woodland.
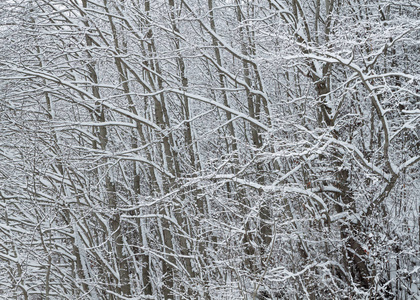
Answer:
[0,0,419,299]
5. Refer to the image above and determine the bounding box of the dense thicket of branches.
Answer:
[1,0,419,299]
